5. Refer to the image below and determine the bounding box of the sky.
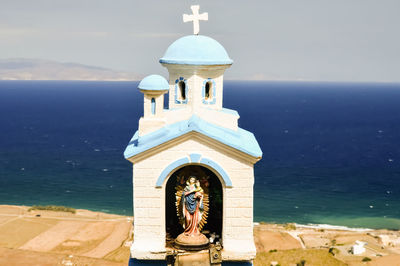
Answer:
[1,0,399,82]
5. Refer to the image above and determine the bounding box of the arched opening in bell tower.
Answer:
[165,165,223,247]
[205,81,212,100]
[178,81,186,100]
[151,98,156,115]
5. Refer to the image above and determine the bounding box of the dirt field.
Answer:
[254,224,302,251]
[0,205,132,265]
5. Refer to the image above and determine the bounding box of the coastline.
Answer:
[3,203,399,232]
[254,214,400,231]
[254,222,373,232]
[19,204,400,232]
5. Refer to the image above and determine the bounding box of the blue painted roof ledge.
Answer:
[124,115,262,160]
[221,108,239,117]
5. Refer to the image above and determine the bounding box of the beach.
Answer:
[1,205,400,265]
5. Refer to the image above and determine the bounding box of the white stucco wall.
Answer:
[129,135,257,260]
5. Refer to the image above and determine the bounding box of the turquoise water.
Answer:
[0,80,399,229]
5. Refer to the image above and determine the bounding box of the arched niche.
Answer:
[165,165,223,247]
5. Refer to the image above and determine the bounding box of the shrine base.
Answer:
[174,232,210,251]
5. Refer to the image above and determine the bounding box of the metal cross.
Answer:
[183,5,208,35]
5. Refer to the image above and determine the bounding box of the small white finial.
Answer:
[183,5,208,35]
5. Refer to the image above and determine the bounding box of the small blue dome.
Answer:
[138,75,169,91]
[159,35,233,65]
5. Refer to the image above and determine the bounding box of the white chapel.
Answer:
[124,5,262,265]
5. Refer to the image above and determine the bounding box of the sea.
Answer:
[0,80,399,230]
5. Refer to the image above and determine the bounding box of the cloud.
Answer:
[0,25,111,39]
[69,31,109,38]
[0,26,39,36]
[127,32,181,38]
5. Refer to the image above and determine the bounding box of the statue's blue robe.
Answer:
[184,192,197,214]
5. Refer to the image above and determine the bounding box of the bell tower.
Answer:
[137,74,169,136]
[160,36,232,114]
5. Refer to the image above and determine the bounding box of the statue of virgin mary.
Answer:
[175,175,209,250]
[180,176,204,235]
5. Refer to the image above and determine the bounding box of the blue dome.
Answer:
[159,35,233,65]
[138,75,169,91]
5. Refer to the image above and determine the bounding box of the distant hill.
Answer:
[0,58,140,81]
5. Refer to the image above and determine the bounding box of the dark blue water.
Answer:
[1,80,399,229]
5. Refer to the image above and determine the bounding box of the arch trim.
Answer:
[200,157,232,187]
[156,157,189,188]
[189,153,202,163]
[155,156,232,188]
